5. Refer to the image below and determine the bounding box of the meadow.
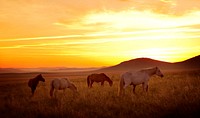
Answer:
[0,70,200,118]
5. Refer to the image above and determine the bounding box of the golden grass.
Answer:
[0,71,200,118]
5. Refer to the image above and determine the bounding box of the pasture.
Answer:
[0,70,200,118]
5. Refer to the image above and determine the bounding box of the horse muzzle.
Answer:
[160,74,164,78]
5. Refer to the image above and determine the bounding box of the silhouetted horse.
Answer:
[28,74,45,96]
[87,73,113,88]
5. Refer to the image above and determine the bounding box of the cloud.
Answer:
[116,0,200,15]
[1,0,200,39]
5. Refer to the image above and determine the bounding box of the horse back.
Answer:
[123,71,148,85]
[89,74,104,82]
[133,71,149,84]
[51,78,68,90]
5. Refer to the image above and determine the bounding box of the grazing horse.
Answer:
[50,78,77,97]
[118,67,164,96]
[87,73,113,88]
[28,74,45,96]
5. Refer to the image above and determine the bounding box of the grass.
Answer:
[0,70,200,118]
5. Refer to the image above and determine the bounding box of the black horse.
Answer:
[28,74,45,96]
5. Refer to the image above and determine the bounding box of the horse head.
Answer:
[155,67,164,78]
[109,80,113,86]
[69,83,78,92]
[38,74,45,82]
[101,73,113,86]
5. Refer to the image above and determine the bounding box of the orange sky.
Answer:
[0,0,200,68]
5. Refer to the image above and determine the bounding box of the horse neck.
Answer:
[34,76,40,82]
[31,77,40,85]
[105,77,111,83]
[68,83,76,91]
[66,80,72,88]
[68,82,72,87]
[146,68,157,77]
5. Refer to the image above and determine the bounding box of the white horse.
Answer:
[50,78,77,97]
[118,67,164,96]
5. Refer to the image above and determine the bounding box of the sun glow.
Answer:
[0,0,200,68]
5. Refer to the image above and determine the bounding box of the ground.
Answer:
[0,70,200,118]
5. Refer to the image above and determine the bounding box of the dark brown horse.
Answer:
[28,74,45,96]
[87,73,113,88]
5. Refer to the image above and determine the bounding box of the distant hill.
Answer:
[0,67,99,73]
[175,55,200,69]
[0,68,25,73]
[99,55,200,72]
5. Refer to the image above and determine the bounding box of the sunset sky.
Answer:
[0,0,200,68]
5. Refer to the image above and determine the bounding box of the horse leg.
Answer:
[122,87,125,96]
[142,83,145,92]
[90,81,94,88]
[31,87,36,96]
[50,87,54,97]
[133,85,136,94]
[146,85,149,92]
[54,89,58,98]
[142,83,148,92]
[123,84,129,89]
[121,84,129,96]
[101,81,104,86]
[63,89,66,98]
[118,87,124,96]
[118,77,126,96]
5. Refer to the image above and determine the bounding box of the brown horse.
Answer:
[28,74,45,96]
[87,73,113,88]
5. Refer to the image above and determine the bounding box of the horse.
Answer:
[28,74,45,96]
[87,73,113,88]
[118,67,164,96]
[50,78,77,97]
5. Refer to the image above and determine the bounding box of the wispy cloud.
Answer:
[0,0,200,68]
[1,26,200,49]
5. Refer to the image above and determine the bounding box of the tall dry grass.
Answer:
[0,71,200,118]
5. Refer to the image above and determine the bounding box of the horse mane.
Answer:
[102,73,112,83]
[35,74,42,79]
[64,78,72,84]
[64,78,77,91]
[141,67,157,71]
[140,67,158,75]
[99,73,107,77]
[62,78,74,87]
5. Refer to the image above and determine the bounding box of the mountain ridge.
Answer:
[1,55,200,73]
[99,55,200,72]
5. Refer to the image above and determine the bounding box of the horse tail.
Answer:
[87,76,90,87]
[118,76,125,96]
[50,80,54,97]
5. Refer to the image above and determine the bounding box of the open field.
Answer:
[0,70,200,118]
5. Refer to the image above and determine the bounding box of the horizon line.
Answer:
[1,54,199,69]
